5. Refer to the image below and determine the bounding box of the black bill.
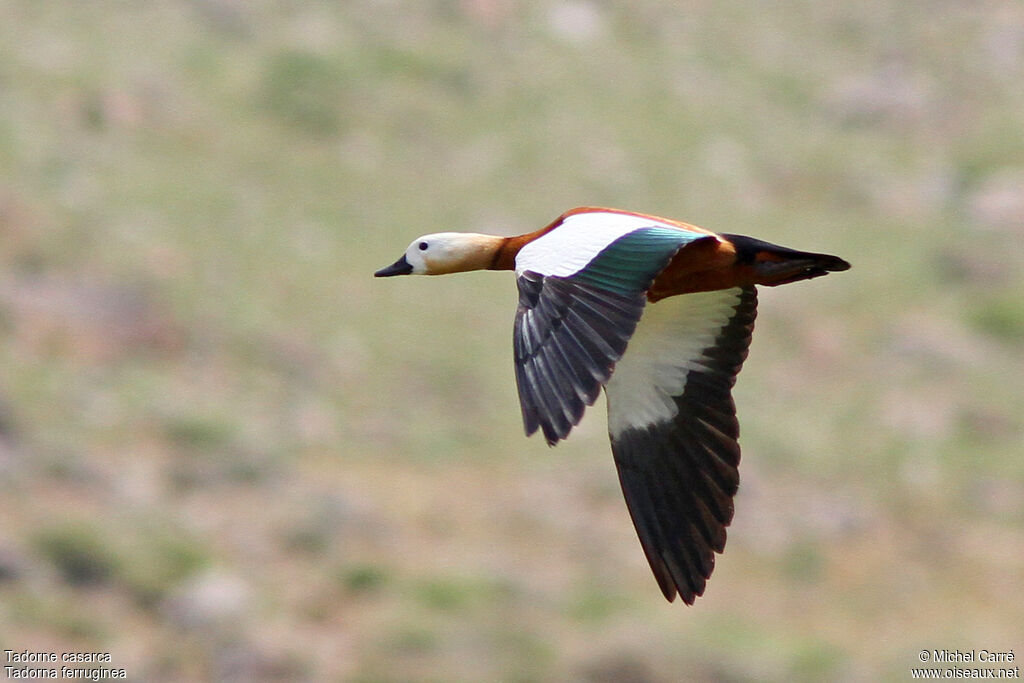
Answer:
[374,255,413,277]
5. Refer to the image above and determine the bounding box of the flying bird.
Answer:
[375,207,850,603]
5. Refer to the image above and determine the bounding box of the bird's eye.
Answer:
[418,242,429,251]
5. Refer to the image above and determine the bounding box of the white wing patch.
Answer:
[515,211,709,277]
[605,288,743,437]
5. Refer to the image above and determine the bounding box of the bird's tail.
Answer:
[722,234,851,287]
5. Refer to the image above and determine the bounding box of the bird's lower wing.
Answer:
[605,286,757,603]
[514,271,647,445]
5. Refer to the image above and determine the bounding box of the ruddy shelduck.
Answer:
[376,207,850,603]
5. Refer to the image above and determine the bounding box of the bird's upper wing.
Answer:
[513,225,712,444]
[605,286,757,603]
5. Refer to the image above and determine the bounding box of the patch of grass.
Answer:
[410,574,512,612]
[31,524,121,586]
[30,519,207,606]
[382,624,439,656]
[6,589,108,640]
[781,541,826,584]
[969,295,1024,343]
[491,629,556,676]
[338,563,390,595]
[259,50,348,137]
[163,414,235,450]
[413,577,474,612]
[120,528,210,607]
[566,586,632,623]
[162,413,276,489]
[789,638,845,680]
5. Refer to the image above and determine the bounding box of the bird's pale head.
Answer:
[374,232,503,277]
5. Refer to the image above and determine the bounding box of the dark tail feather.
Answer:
[722,234,851,287]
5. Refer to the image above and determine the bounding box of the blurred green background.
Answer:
[0,1,1021,681]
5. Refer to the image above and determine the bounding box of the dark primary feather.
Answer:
[514,272,647,444]
[610,286,757,603]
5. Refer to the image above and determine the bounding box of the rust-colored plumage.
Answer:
[486,206,843,301]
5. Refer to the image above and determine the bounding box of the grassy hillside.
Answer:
[0,1,1021,680]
